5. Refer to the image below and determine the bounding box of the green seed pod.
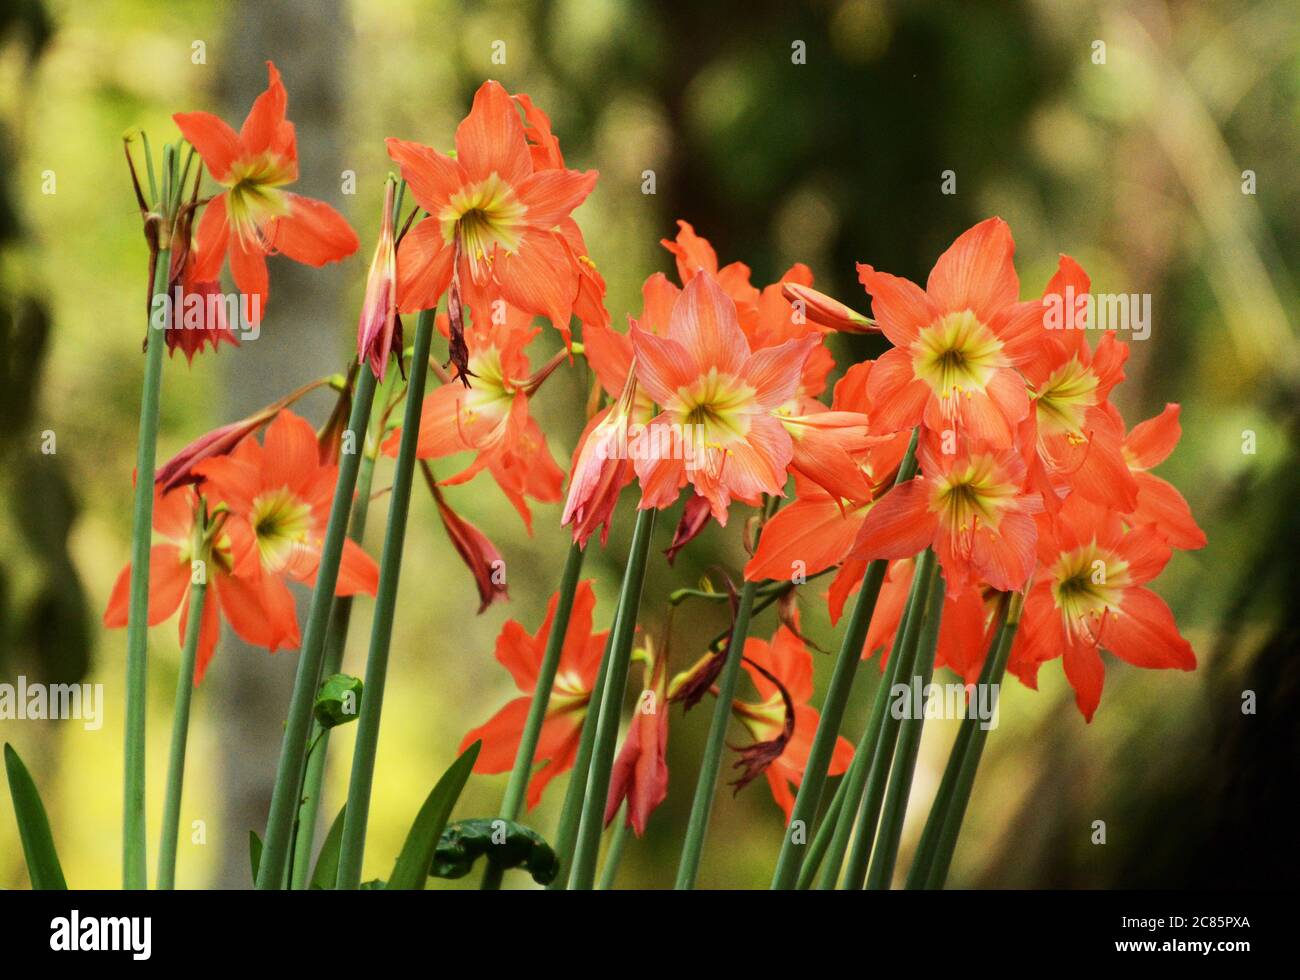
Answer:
[313,673,363,728]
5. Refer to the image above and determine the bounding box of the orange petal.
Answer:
[1125,403,1182,470]
[461,697,532,773]
[1105,587,1196,670]
[744,489,861,583]
[239,61,289,157]
[1131,471,1206,550]
[926,217,1019,323]
[395,218,454,314]
[270,194,359,266]
[518,168,598,230]
[856,263,938,349]
[850,478,936,562]
[229,237,268,318]
[193,193,230,281]
[385,137,467,214]
[1061,639,1104,722]
[173,112,241,183]
[455,80,532,187]
[661,219,719,282]
[335,538,380,597]
[668,270,748,376]
[494,230,579,332]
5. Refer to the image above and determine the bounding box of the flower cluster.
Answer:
[86,62,1206,895]
[105,411,379,684]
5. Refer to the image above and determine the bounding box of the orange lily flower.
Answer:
[1018,255,1137,512]
[1009,495,1196,721]
[385,81,598,337]
[857,217,1045,447]
[1109,402,1207,551]
[191,410,379,651]
[383,303,566,531]
[175,62,359,318]
[103,487,267,685]
[851,431,1041,595]
[630,270,818,523]
[731,626,854,819]
[460,580,609,808]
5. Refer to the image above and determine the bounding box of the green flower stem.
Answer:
[903,595,1009,890]
[596,806,631,890]
[123,231,172,890]
[568,507,657,890]
[481,540,586,890]
[334,308,438,889]
[289,445,379,889]
[768,428,920,890]
[155,577,207,889]
[675,498,781,891]
[255,366,379,889]
[840,547,938,890]
[815,565,929,889]
[865,559,945,890]
[924,591,1023,889]
[546,628,614,890]
[795,771,849,889]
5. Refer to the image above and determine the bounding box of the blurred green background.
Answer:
[1,0,1296,889]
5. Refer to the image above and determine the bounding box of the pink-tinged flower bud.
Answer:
[155,377,331,490]
[781,282,878,334]
[604,639,669,836]
[357,181,399,380]
[664,493,712,564]
[424,462,508,613]
[561,368,638,548]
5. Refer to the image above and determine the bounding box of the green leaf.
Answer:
[4,743,68,890]
[430,818,559,886]
[386,741,480,890]
[249,830,263,885]
[309,805,347,890]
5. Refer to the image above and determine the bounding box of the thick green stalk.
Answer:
[568,507,657,890]
[334,309,438,889]
[674,573,764,890]
[865,562,945,889]
[925,592,1023,889]
[904,596,1009,890]
[596,803,630,890]
[816,569,928,889]
[289,446,378,889]
[155,577,207,889]
[547,629,614,890]
[123,238,172,889]
[840,548,938,889]
[482,541,586,890]
[795,772,849,889]
[255,366,378,889]
[769,429,920,889]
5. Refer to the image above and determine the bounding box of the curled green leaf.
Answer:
[430,818,559,886]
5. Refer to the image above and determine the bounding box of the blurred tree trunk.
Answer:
[212,0,352,888]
